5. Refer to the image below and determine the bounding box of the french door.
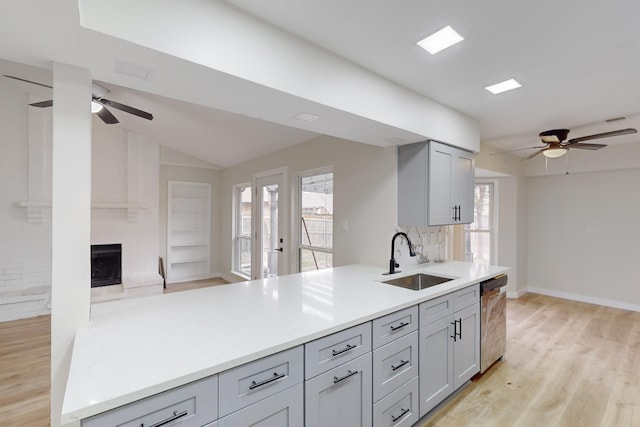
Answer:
[253,169,287,279]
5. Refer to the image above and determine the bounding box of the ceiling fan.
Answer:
[507,127,637,160]
[2,75,153,124]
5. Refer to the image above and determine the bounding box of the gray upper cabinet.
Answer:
[398,140,475,226]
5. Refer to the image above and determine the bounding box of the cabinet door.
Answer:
[305,353,372,427]
[453,303,480,389]
[218,383,303,427]
[418,315,453,417]
[452,150,475,224]
[428,142,454,226]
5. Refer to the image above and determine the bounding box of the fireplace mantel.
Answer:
[14,200,147,223]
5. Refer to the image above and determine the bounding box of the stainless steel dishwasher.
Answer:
[480,274,508,373]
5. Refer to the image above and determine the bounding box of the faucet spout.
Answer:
[385,232,416,275]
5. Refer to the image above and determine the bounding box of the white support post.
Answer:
[50,63,92,427]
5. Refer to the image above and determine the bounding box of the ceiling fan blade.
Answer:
[2,75,53,89]
[96,106,119,124]
[525,149,546,160]
[489,145,548,156]
[564,128,637,145]
[99,98,153,121]
[29,100,53,108]
[567,143,607,150]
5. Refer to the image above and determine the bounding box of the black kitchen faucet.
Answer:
[385,232,416,275]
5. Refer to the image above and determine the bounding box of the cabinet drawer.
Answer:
[453,283,479,312]
[419,293,453,327]
[373,331,419,402]
[219,346,303,417]
[82,375,218,427]
[305,322,371,379]
[305,353,373,427]
[218,383,303,427]
[373,376,419,427]
[372,305,418,349]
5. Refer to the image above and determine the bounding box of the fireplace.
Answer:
[91,244,122,288]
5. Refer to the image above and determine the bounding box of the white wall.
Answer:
[0,83,52,321]
[220,135,399,276]
[527,168,640,310]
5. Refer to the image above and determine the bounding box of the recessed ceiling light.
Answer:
[485,79,522,94]
[417,26,464,55]
[292,112,319,122]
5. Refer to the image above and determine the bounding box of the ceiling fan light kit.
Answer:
[90,100,104,113]
[542,147,567,158]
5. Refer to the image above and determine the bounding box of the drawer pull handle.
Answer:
[333,369,358,384]
[145,410,188,427]
[332,343,356,357]
[391,359,410,371]
[249,372,286,390]
[391,408,410,422]
[390,321,409,331]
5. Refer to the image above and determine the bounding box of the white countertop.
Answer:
[61,261,508,424]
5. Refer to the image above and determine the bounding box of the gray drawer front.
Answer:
[453,283,480,312]
[219,346,303,417]
[419,293,453,327]
[372,305,419,349]
[305,322,372,379]
[82,375,218,427]
[218,383,303,427]
[372,331,419,402]
[373,376,419,427]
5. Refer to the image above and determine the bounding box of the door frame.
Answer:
[252,167,288,279]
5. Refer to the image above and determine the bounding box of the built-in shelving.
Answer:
[167,181,211,283]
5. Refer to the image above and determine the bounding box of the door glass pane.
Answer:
[262,184,279,278]
[238,237,251,277]
[300,173,333,249]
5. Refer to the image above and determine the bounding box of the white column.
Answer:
[50,63,92,427]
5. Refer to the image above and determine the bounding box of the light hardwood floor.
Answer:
[0,314,50,427]
[1,293,638,426]
[418,293,640,426]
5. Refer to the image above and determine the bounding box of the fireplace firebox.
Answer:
[91,244,122,287]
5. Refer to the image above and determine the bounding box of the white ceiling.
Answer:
[2,0,640,166]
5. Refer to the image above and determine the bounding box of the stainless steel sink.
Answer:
[382,273,453,291]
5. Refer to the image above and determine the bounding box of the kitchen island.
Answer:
[61,261,508,425]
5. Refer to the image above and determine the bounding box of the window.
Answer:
[233,184,252,278]
[299,172,333,272]
[465,182,494,264]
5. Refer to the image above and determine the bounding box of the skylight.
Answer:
[417,26,464,55]
[485,79,522,94]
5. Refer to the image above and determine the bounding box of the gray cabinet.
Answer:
[398,140,475,226]
[218,383,303,427]
[218,346,303,417]
[418,314,454,416]
[82,374,218,427]
[372,376,419,427]
[418,284,480,417]
[453,303,480,389]
[305,353,373,427]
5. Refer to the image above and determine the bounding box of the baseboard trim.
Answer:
[506,288,527,299]
[526,287,640,312]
